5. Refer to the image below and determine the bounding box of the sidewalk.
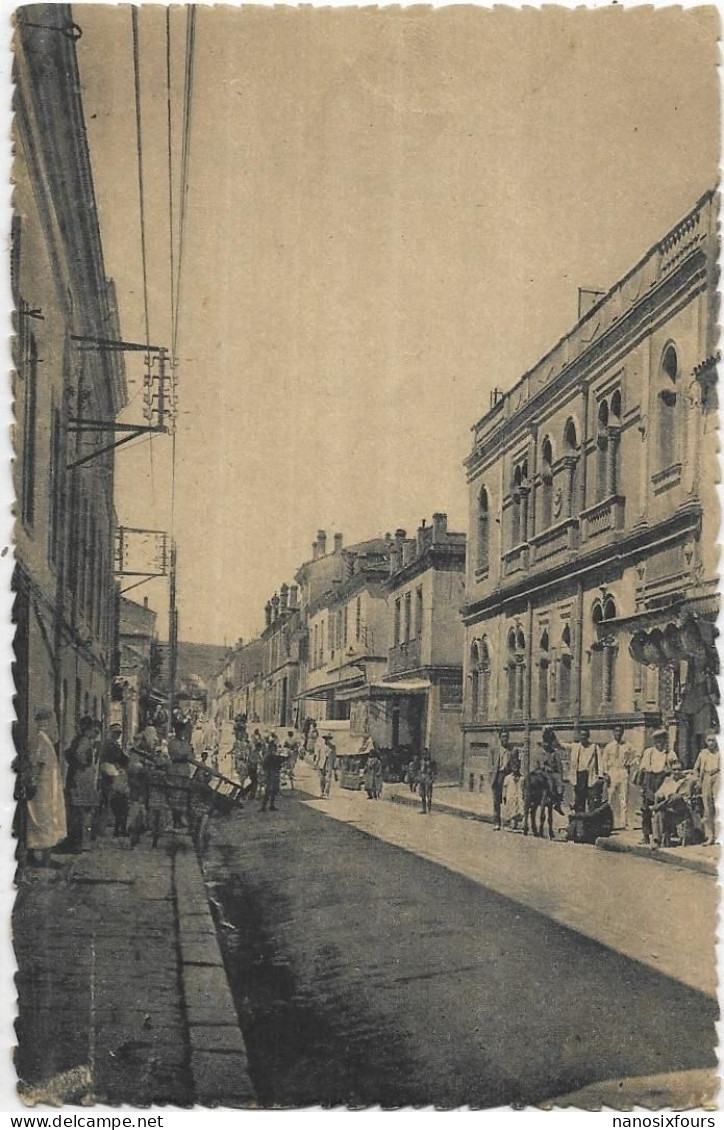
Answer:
[13,831,255,1108]
[383,780,719,876]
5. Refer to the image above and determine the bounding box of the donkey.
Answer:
[522,768,555,839]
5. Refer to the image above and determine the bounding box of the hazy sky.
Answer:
[75,4,720,646]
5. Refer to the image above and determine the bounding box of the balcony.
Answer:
[501,542,529,578]
[581,495,625,541]
[388,637,422,675]
[529,517,579,565]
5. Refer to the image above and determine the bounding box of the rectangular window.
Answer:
[416,586,423,638]
[48,405,62,565]
[394,598,401,646]
[21,335,38,527]
[404,592,412,643]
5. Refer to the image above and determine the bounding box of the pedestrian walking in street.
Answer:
[634,728,675,845]
[601,725,638,829]
[64,715,98,852]
[126,748,149,848]
[247,738,263,799]
[260,735,284,812]
[146,746,171,848]
[406,755,419,793]
[490,728,516,830]
[97,721,127,838]
[568,728,602,814]
[418,749,437,814]
[364,742,383,799]
[694,731,720,845]
[23,708,67,866]
[316,733,337,799]
[167,720,193,829]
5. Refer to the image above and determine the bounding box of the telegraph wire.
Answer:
[166,6,176,348]
[169,4,197,538]
[130,7,158,520]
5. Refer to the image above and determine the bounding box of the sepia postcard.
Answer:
[9,0,722,1111]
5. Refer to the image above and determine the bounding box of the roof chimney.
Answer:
[312,540,319,561]
[334,532,343,554]
[271,593,280,621]
[264,601,272,628]
[432,512,448,544]
[317,529,327,556]
[289,585,298,609]
[416,522,427,556]
[384,532,392,543]
[143,596,149,609]
[280,583,289,611]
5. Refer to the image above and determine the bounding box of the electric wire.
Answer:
[130,7,157,519]
[169,4,197,540]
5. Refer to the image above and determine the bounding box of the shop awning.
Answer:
[296,671,366,701]
[336,678,431,702]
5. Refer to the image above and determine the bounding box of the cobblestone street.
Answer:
[203,773,718,1109]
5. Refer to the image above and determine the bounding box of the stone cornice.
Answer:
[386,542,466,591]
[465,251,710,482]
[462,503,703,624]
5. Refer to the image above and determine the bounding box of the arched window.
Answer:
[597,400,609,500]
[506,627,526,716]
[540,438,553,530]
[657,345,679,471]
[559,624,573,712]
[611,389,622,421]
[477,487,490,573]
[563,420,579,518]
[510,466,522,547]
[470,640,492,720]
[538,630,550,718]
[590,598,618,710]
[506,629,518,715]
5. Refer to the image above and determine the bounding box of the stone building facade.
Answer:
[13,8,127,756]
[462,190,719,786]
[299,536,392,728]
[346,517,465,778]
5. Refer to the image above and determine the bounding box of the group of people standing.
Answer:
[17,708,220,868]
[231,728,298,812]
[487,723,719,846]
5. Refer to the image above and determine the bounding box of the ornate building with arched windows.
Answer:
[461,190,719,786]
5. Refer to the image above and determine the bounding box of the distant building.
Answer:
[261,583,302,730]
[298,535,392,728]
[345,516,466,778]
[114,596,157,743]
[13,7,127,754]
[211,637,266,728]
[461,190,719,787]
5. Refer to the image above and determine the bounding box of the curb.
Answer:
[386,790,718,875]
[172,841,257,1107]
[594,835,718,876]
[386,789,496,825]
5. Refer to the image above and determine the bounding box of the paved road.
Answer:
[203,773,718,1109]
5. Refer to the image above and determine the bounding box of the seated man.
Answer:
[651,760,700,847]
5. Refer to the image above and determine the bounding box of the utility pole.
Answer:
[167,540,178,730]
